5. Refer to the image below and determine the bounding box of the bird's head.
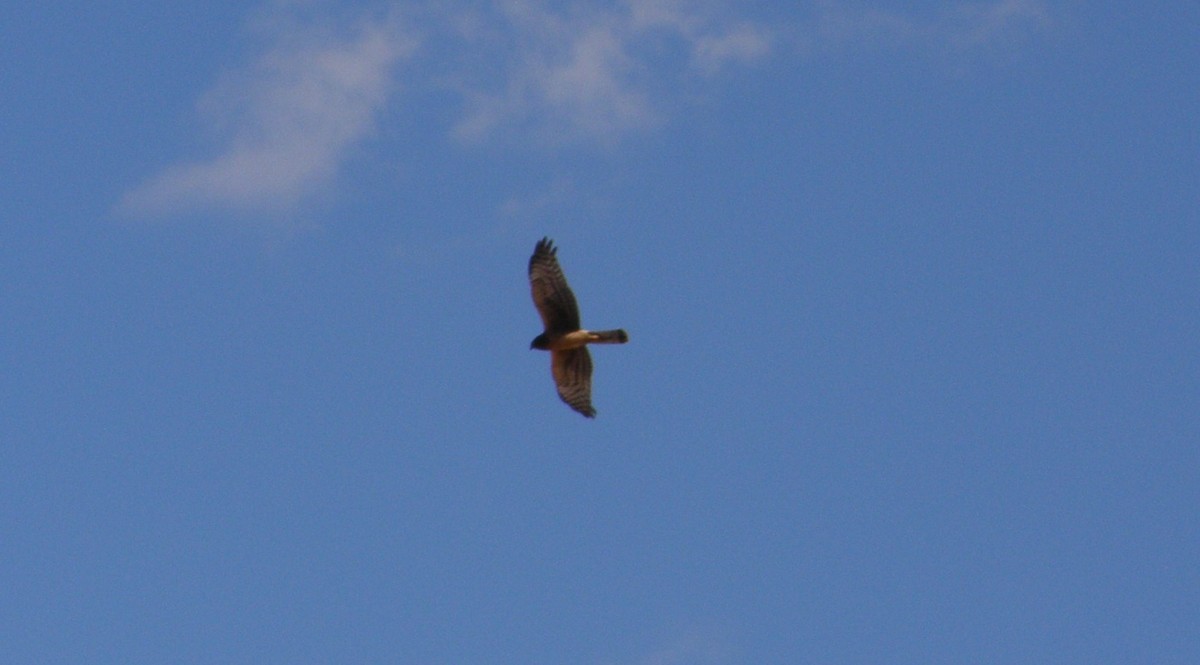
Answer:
[530,333,550,350]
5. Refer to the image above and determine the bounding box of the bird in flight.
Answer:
[528,237,628,417]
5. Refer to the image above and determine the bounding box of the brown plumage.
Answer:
[528,237,628,417]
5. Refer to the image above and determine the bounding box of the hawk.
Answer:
[528,237,628,418]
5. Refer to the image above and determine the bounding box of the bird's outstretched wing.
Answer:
[529,237,581,333]
[551,347,596,418]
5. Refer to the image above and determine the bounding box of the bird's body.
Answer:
[528,237,628,418]
[531,328,628,351]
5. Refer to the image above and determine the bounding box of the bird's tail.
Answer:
[589,329,629,344]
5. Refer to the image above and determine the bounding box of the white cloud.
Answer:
[689,23,772,72]
[629,0,771,73]
[118,1,1050,219]
[119,13,415,217]
[453,9,655,144]
[451,0,771,145]
[121,0,768,216]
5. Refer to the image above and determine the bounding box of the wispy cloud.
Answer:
[451,0,771,144]
[630,0,771,73]
[119,12,415,217]
[452,5,657,143]
[118,1,1049,218]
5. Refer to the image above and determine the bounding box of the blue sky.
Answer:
[2,1,1197,663]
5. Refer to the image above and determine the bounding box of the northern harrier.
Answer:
[529,237,628,418]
